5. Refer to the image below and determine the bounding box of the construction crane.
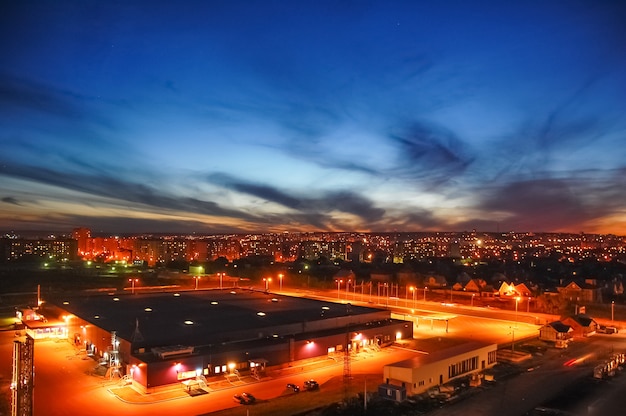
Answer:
[11,335,34,416]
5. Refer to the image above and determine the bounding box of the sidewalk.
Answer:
[108,355,340,404]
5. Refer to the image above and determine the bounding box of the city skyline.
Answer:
[1,1,625,236]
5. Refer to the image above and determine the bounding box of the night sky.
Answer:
[1,1,625,235]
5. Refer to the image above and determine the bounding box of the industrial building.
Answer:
[382,341,497,396]
[41,289,412,392]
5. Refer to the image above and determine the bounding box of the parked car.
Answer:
[286,383,300,392]
[234,392,256,404]
[303,379,319,391]
[598,325,618,334]
[241,392,256,403]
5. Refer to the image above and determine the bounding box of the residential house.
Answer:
[538,321,573,348]
[561,314,598,338]
[557,280,603,303]
[423,275,448,288]
[498,282,534,298]
[464,278,487,293]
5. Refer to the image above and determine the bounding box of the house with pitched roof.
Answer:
[561,314,598,337]
[557,280,603,303]
[539,321,573,348]
[464,278,487,293]
[423,275,448,288]
[498,281,533,298]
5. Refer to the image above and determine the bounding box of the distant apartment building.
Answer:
[300,240,347,261]
[240,236,280,259]
[206,237,241,261]
[0,237,78,262]
[72,227,91,256]
[394,240,437,262]
[348,241,364,262]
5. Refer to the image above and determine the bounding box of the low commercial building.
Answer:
[383,341,497,396]
[41,289,412,392]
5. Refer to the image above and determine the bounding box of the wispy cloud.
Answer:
[0,161,256,221]
[1,196,20,205]
[0,74,85,119]
[207,173,385,223]
[387,120,475,186]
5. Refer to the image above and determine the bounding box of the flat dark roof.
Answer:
[47,288,386,348]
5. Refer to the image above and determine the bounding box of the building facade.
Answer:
[383,342,497,396]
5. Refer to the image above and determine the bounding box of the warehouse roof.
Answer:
[46,288,387,349]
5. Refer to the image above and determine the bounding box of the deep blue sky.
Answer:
[1,1,625,235]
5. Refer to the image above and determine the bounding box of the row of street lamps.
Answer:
[262,273,284,291]
[331,282,534,318]
[192,272,226,290]
[335,281,431,305]
[128,272,231,293]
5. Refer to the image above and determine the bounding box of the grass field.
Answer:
[199,373,382,416]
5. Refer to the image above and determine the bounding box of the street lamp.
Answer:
[218,272,224,289]
[128,278,138,295]
[194,276,200,290]
[263,277,271,292]
[510,326,516,352]
[336,280,342,299]
[612,300,615,322]
[423,287,428,302]
[278,273,283,291]
[515,296,520,324]
[346,279,351,299]
[471,293,475,307]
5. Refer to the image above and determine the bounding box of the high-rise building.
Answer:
[72,227,91,257]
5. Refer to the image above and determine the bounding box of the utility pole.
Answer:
[343,304,352,382]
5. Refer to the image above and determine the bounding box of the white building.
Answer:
[383,341,497,395]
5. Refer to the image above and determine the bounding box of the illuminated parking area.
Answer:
[392,308,540,347]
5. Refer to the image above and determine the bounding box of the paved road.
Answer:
[426,333,626,416]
